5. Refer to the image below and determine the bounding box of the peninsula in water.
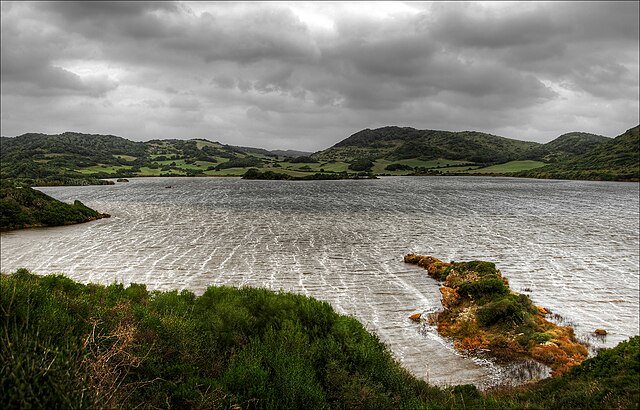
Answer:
[404,255,589,376]
[0,182,109,231]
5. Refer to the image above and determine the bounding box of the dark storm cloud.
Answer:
[429,2,639,101]
[1,2,638,149]
[39,1,179,38]
[429,3,561,49]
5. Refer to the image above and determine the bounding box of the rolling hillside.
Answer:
[517,126,639,182]
[0,132,315,185]
[312,127,542,164]
[0,126,636,185]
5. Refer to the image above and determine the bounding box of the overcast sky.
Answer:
[1,1,638,151]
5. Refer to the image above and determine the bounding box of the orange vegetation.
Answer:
[405,254,588,376]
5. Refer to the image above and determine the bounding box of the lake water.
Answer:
[1,176,638,388]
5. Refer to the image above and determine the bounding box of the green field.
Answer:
[75,164,133,174]
[72,158,548,179]
[467,160,547,174]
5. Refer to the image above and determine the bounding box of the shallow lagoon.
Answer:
[2,176,638,387]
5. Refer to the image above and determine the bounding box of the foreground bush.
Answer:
[1,270,638,409]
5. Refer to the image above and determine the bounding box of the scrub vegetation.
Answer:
[0,182,109,231]
[2,270,638,409]
[404,255,590,376]
[517,125,640,182]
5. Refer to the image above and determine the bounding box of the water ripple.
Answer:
[1,176,638,388]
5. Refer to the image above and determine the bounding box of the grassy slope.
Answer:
[540,132,610,157]
[466,160,547,174]
[312,127,541,164]
[0,183,109,231]
[517,126,640,182]
[1,270,638,409]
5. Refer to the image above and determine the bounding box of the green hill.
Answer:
[0,132,285,185]
[518,126,639,181]
[2,270,638,409]
[541,132,610,158]
[312,126,541,164]
[1,126,636,184]
[0,182,109,231]
[0,132,374,185]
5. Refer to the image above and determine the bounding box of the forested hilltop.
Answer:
[2,270,638,409]
[1,125,637,186]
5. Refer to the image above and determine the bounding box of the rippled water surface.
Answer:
[2,176,638,387]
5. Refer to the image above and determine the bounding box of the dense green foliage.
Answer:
[0,132,144,186]
[314,127,541,163]
[347,159,375,172]
[518,126,639,181]
[385,163,414,171]
[0,182,108,231]
[1,270,638,409]
[215,156,264,170]
[1,125,635,184]
[0,270,446,409]
[289,156,319,163]
[527,132,610,162]
[0,133,281,185]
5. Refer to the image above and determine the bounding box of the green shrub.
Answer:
[531,332,552,344]
[2,271,639,409]
[458,261,498,276]
[385,163,413,171]
[477,296,525,327]
[458,277,508,301]
[348,158,374,172]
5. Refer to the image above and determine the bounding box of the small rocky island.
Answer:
[404,254,588,376]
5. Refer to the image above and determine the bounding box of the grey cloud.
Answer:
[41,1,178,19]
[427,2,639,102]
[2,63,117,97]
[338,36,437,78]
[169,95,201,111]
[1,2,637,151]
[429,3,562,49]
[562,62,637,100]
[1,4,118,97]
[40,2,319,67]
